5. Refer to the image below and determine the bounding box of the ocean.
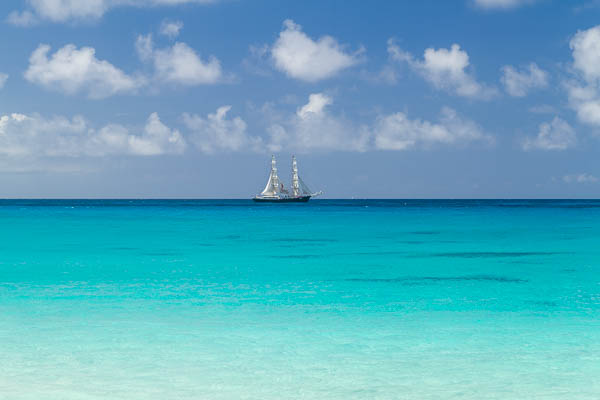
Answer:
[1,200,599,399]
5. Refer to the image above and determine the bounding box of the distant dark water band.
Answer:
[1,199,600,208]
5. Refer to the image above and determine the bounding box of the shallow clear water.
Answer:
[1,200,599,399]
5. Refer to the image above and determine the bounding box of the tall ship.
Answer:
[253,155,322,203]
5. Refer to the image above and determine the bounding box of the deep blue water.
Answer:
[1,200,599,399]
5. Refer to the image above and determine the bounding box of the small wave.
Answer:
[272,238,338,243]
[432,251,562,258]
[527,300,558,307]
[270,254,324,259]
[347,275,527,284]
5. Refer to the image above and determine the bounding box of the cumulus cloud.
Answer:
[563,173,598,184]
[0,112,185,159]
[570,27,600,82]
[159,19,184,38]
[182,106,262,153]
[135,34,154,61]
[264,93,492,153]
[522,117,576,151]
[0,73,8,89]
[86,113,185,156]
[501,63,548,96]
[566,25,600,127]
[267,93,370,152]
[24,44,143,98]
[136,34,223,85]
[8,0,214,25]
[124,112,186,155]
[389,40,496,99]
[271,19,363,82]
[373,107,492,150]
[297,93,332,118]
[566,84,600,126]
[6,10,37,26]
[473,0,535,9]
[0,96,494,163]
[0,113,89,157]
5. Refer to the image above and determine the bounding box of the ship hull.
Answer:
[252,196,311,203]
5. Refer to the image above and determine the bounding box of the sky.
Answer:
[1,0,600,198]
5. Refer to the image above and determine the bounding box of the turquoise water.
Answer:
[1,200,599,399]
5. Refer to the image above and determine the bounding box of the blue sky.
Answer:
[1,0,600,198]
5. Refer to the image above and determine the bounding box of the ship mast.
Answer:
[259,155,280,196]
[292,155,299,197]
[271,155,280,194]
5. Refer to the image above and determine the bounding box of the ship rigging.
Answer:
[253,155,322,203]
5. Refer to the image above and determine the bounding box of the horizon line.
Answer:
[1,198,599,201]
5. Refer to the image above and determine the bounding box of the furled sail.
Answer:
[260,155,280,196]
[292,155,300,196]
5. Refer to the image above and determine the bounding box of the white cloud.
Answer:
[373,107,492,150]
[0,73,8,89]
[473,0,534,10]
[0,113,89,157]
[136,34,223,85]
[267,93,370,152]
[159,19,184,38]
[566,25,600,127]
[570,26,600,83]
[567,89,600,126]
[8,0,214,25]
[24,44,143,99]
[6,10,37,26]
[264,94,492,153]
[0,112,185,158]
[563,173,598,183]
[389,40,496,99]
[5,0,105,24]
[125,112,186,155]
[0,97,495,161]
[271,19,362,82]
[182,106,262,153]
[135,34,154,61]
[154,43,221,85]
[81,112,186,156]
[297,93,332,118]
[501,63,548,96]
[522,117,576,151]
